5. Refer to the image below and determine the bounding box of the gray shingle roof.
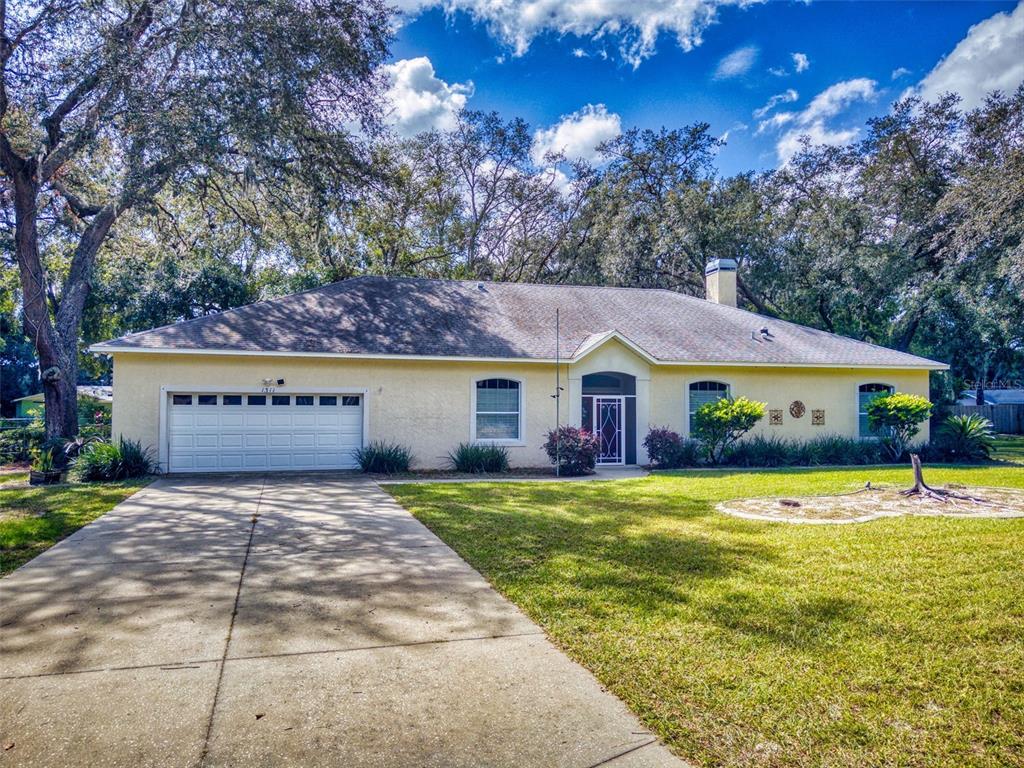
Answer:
[92,276,946,368]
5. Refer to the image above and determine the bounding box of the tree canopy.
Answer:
[2,4,1021,426]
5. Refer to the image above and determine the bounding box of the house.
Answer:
[90,260,947,473]
[956,389,1024,407]
[14,385,113,419]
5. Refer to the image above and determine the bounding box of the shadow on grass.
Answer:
[392,478,866,650]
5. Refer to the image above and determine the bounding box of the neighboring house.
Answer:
[90,260,947,473]
[956,389,1024,407]
[14,385,114,419]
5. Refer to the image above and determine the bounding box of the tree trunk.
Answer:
[9,162,91,444]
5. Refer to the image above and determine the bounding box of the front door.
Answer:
[593,396,624,465]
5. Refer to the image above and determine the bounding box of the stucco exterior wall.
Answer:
[109,349,932,471]
[111,352,569,471]
[649,366,931,442]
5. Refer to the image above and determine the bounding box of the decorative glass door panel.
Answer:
[594,397,624,465]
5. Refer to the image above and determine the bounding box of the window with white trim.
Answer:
[689,381,730,433]
[475,379,521,440]
[858,383,894,437]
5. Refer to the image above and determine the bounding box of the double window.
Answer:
[858,383,894,437]
[475,379,521,441]
[688,381,730,433]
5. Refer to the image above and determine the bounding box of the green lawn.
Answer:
[0,475,149,575]
[390,465,1024,768]
[994,434,1024,463]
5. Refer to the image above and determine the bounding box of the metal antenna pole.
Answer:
[555,308,560,477]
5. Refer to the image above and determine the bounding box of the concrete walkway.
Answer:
[0,475,684,768]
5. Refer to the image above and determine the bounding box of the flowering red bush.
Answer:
[543,425,600,476]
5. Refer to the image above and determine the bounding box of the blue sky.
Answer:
[383,0,1024,174]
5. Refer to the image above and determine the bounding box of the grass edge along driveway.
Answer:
[389,465,1024,768]
[0,474,150,575]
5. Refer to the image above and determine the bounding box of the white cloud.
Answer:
[714,45,759,79]
[752,88,799,119]
[774,123,859,166]
[380,57,473,137]
[392,0,755,68]
[791,52,809,73]
[754,78,878,164]
[891,66,911,80]
[768,66,787,77]
[572,48,588,58]
[800,78,877,123]
[915,1,1024,110]
[531,104,623,165]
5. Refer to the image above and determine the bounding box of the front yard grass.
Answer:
[0,476,149,575]
[994,434,1024,463]
[390,465,1024,768]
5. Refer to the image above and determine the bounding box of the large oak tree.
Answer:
[0,0,390,441]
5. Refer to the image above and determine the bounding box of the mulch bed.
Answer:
[717,484,1024,524]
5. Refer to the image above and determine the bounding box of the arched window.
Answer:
[475,379,521,441]
[689,381,730,433]
[858,383,894,437]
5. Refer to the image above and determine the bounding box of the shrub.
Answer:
[866,392,933,461]
[543,425,600,476]
[0,419,46,463]
[643,427,701,468]
[936,413,995,462]
[448,442,510,473]
[692,396,766,464]
[73,438,155,481]
[723,435,798,467]
[30,446,58,472]
[723,434,886,467]
[353,440,413,474]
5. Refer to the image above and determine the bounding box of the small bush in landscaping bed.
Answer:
[354,441,413,474]
[643,428,701,468]
[447,442,510,473]
[543,426,600,476]
[935,413,996,462]
[866,392,933,461]
[692,396,767,464]
[73,438,155,481]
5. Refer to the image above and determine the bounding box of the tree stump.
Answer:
[899,454,988,503]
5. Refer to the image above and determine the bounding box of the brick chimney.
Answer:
[705,258,737,307]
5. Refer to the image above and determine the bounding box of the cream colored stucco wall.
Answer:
[649,366,931,442]
[110,348,932,471]
[110,352,569,471]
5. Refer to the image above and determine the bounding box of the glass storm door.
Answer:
[593,397,624,465]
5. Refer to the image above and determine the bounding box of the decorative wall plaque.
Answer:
[789,401,806,419]
[811,409,825,426]
[769,409,783,425]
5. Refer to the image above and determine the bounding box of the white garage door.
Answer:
[167,392,363,473]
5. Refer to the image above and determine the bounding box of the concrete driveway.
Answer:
[0,475,684,768]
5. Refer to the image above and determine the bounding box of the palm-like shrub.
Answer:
[353,441,413,474]
[937,414,995,462]
[543,426,600,476]
[643,427,701,468]
[74,438,155,481]
[448,442,510,473]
